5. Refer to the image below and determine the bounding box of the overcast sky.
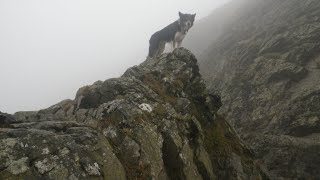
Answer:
[0,0,230,113]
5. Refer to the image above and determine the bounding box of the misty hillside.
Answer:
[184,0,260,57]
[186,0,320,179]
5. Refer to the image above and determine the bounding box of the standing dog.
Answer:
[148,12,196,58]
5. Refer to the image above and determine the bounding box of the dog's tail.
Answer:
[148,42,156,58]
[148,35,158,58]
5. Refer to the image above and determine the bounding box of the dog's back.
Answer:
[149,21,180,57]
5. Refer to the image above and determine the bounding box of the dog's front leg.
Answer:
[177,41,182,48]
[172,41,176,51]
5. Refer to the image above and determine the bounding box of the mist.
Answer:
[0,0,230,113]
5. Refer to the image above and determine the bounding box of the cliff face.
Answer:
[186,0,320,178]
[0,48,263,180]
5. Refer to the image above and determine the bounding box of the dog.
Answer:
[148,12,196,58]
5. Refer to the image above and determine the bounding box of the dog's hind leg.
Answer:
[149,35,160,58]
[156,41,166,57]
[148,42,157,58]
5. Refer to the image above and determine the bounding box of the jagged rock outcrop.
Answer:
[186,0,320,179]
[0,48,264,179]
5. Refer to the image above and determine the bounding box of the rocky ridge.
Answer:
[0,48,264,179]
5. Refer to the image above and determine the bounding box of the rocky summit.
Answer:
[0,48,265,180]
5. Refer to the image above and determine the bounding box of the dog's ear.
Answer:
[192,13,196,20]
[179,12,183,18]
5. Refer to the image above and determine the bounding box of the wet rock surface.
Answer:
[186,0,320,178]
[0,48,263,179]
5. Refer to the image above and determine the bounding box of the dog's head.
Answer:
[178,12,196,34]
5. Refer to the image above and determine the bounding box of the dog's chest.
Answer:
[174,31,186,42]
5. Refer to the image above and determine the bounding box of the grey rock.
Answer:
[34,157,57,174]
[0,48,262,179]
[6,157,29,175]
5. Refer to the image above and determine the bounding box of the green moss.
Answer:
[142,75,164,96]
[99,110,125,128]
[142,74,178,106]
[125,164,151,180]
[0,169,36,180]
[202,116,256,175]
[90,135,127,180]
[172,79,184,89]
[115,95,125,100]
[203,118,234,157]
[153,104,167,119]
